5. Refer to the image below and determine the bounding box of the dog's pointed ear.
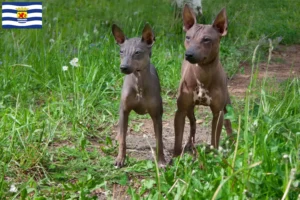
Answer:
[212,8,228,36]
[141,23,155,47]
[183,4,196,31]
[112,24,126,45]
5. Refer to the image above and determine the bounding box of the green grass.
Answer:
[0,0,299,199]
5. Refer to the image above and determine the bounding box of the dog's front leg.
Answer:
[173,103,187,157]
[186,106,196,150]
[211,110,224,148]
[174,93,193,157]
[115,109,130,167]
[150,113,166,167]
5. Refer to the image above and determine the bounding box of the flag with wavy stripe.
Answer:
[2,2,42,29]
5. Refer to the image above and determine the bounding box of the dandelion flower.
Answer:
[69,57,79,67]
[62,66,68,71]
[49,39,55,43]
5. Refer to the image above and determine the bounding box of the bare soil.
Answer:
[111,108,211,163]
[228,45,300,97]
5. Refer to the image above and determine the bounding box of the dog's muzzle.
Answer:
[185,51,197,64]
[120,65,132,74]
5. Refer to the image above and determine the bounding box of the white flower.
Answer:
[53,17,58,21]
[290,168,296,179]
[49,39,55,43]
[69,58,79,67]
[9,184,17,193]
[93,26,99,35]
[218,146,223,152]
[283,154,289,159]
[71,57,78,62]
[62,66,68,71]
[210,145,214,150]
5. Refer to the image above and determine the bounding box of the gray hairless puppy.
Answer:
[112,24,166,167]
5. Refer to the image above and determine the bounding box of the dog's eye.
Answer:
[203,37,211,43]
[186,36,191,41]
[134,50,141,55]
[120,50,124,54]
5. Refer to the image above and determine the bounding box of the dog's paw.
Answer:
[114,156,125,168]
[158,159,167,169]
[115,134,120,141]
[184,143,194,152]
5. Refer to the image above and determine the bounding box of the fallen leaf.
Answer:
[196,119,204,124]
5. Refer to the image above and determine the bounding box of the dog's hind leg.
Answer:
[224,107,233,136]
[224,96,233,136]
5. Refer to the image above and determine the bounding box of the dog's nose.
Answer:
[120,64,131,74]
[120,65,129,71]
[185,52,194,59]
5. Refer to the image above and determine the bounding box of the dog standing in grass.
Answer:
[112,24,166,168]
[173,5,233,157]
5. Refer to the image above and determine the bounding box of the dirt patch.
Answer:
[228,45,300,97]
[112,108,211,163]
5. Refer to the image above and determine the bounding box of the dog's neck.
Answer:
[189,56,221,87]
[131,63,151,100]
[196,54,220,69]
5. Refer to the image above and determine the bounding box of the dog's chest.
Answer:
[193,81,212,106]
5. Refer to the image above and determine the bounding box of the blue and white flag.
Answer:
[2,2,42,29]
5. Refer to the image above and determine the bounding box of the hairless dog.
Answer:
[112,24,166,167]
[173,5,233,157]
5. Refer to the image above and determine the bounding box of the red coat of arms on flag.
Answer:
[16,7,28,23]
